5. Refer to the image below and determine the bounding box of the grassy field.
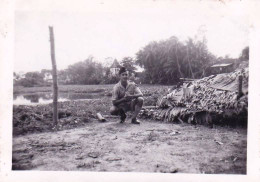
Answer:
[12,84,247,174]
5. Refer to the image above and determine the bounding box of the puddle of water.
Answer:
[13,95,68,106]
[13,93,107,106]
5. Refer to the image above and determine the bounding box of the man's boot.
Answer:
[119,109,126,123]
[131,118,140,124]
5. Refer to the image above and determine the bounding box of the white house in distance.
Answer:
[13,71,25,81]
[43,72,52,82]
[110,59,121,76]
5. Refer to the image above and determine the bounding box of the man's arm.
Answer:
[125,94,143,99]
[133,86,143,98]
[112,85,131,106]
[124,86,143,100]
[112,97,128,106]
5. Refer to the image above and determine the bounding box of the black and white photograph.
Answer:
[1,0,260,181]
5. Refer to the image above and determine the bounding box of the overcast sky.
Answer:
[14,0,249,73]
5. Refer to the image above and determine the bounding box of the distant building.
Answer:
[58,75,71,85]
[43,72,53,83]
[210,63,234,74]
[15,72,26,80]
[208,58,238,75]
[110,59,121,76]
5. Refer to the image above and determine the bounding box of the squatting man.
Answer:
[110,67,144,124]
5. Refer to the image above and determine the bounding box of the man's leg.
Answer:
[110,105,126,123]
[110,106,119,116]
[131,97,144,124]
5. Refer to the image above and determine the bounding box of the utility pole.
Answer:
[49,26,58,126]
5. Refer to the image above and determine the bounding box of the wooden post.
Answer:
[237,75,243,100]
[49,26,58,125]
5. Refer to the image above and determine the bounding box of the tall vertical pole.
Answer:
[49,26,58,125]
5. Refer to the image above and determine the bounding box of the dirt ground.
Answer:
[12,85,247,174]
[12,118,247,174]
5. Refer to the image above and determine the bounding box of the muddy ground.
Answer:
[12,118,247,174]
[12,85,247,174]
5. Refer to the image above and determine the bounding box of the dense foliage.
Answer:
[136,36,217,84]
[65,57,104,84]
[239,46,249,61]
[14,71,46,87]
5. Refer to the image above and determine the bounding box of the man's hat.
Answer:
[119,67,127,75]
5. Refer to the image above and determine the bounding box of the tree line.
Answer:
[14,36,249,87]
[13,56,137,86]
[136,36,216,84]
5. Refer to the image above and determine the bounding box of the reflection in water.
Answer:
[13,92,108,105]
[24,95,39,103]
[13,95,68,106]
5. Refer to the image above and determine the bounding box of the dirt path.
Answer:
[12,119,247,174]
